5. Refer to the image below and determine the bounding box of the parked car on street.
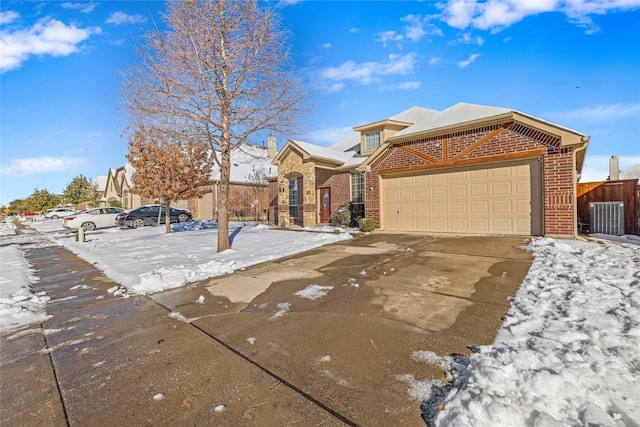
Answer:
[116,205,192,229]
[20,211,40,218]
[63,207,125,231]
[44,208,75,219]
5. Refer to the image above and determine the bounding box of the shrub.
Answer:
[330,205,351,227]
[358,217,375,232]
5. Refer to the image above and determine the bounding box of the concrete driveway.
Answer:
[1,232,532,426]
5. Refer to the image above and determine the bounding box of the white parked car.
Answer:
[44,208,75,219]
[63,207,124,231]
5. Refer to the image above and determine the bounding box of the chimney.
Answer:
[609,156,620,181]
[268,134,277,159]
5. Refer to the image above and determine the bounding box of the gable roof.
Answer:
[388,102,585,142]
[620,164,640,180]
[362,102,589,172]
[273,138,366,169]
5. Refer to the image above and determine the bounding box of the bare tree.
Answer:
[123,0,306,251]
[127,126,212,233]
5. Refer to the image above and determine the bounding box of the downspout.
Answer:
[572,137,590,237]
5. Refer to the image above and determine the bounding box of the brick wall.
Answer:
[316,169,351,218]
[367,122,576,236]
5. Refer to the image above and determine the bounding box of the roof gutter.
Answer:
[572,136,590,237]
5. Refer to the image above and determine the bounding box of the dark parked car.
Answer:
[117,205,192,229]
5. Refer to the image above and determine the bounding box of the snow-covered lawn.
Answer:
[0,242,50,333]
[1,217,639,426]
[430,237,640,426]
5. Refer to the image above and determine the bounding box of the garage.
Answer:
[381,159,543,235]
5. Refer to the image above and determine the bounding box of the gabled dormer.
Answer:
[353,119,414,156]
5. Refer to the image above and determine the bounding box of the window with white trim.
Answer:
[364,131,380,151]
[350,172,365,219]
[288,178,298,218]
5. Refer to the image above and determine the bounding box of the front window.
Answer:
[364,131,380,151]
[288,178,298,218]
[351,173,364,204]
[350,172,365,220]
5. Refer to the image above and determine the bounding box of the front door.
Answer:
[320,188,331,223]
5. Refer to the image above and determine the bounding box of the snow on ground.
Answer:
[2,217,640,426]
[25,220,352,295]
[425,237,640,427]
[0,216,19,236]
[0,239,50,333]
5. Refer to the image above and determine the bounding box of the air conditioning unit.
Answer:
[589,202,624,235]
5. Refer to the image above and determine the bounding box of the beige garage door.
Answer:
[381,160,542,235]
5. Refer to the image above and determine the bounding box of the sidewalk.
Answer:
[1,244,346,426]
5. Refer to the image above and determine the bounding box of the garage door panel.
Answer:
[432,203,448,215]
[470,183,489,197]
[450,202,467,215]
[516,200,531,214]
[470,201,488,214]
[432,186,447,198]
[491,181,512,196]
[492,200,513,214]
[382,160,542,235]
[450,219,468,232]
[492,218,514,233]
[450,185,467,198]
[471,218,489,232]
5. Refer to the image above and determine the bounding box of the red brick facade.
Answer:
[315,169,351,219]
[367,122,577,236]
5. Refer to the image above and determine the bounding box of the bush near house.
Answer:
[331,205,351,227]
[358,218,375,232]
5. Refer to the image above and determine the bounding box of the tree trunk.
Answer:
[217,110,232,252]
[164,201,172,234]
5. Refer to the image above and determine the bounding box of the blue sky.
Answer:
[1,0,639,206]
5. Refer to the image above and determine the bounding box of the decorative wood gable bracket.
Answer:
[381,122,545,174]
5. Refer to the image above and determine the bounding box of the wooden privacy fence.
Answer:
[577,179,640,235]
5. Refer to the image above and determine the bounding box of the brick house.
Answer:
[270,103,590,237]
[105,143,274,221]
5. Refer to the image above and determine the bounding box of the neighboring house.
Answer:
[192,142,275,221]
[620,163,640,180]
[104,163,146,210]
[104,143,275,221]
[271,102,590,237]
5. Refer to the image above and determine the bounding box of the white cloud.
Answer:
[0,156,87,178]
[61,2,97,14]
[429,57,444,66]
[457,53,481,68]
[349,27,362,33]
[561,102,640,122]
[277,0,302,6]
[316,52,417,91]
[402,14,444,41]
[106,11,147,26]
[459,31,485,45]
[439,0,640,32]
[322,43,331,49]
[0,11,19,25]
[0,18,101,72]
[375,30,403,47]
[380,81,422,91]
